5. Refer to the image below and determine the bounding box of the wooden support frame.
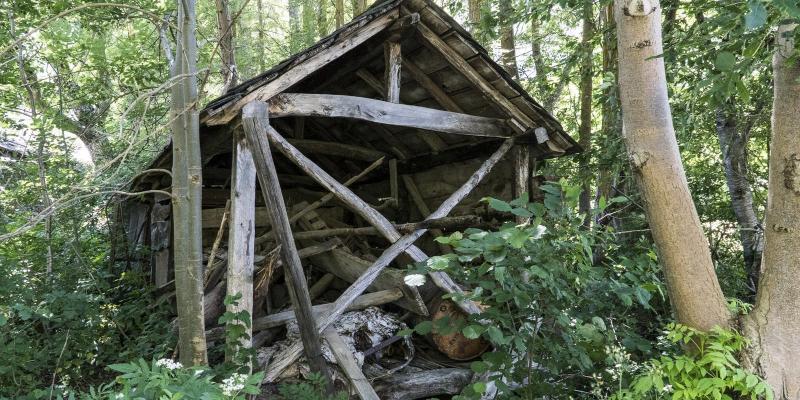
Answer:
[150,193,171,288]
[414,19,535,132]
[204,10,400,126]
[324,328,381,400]
[269,93,511,138]
[225,129,257,361]
[402,58,465,113]
[207,289,403,340]
[241,101,331,382]
[262,122,495,316]
[262,136,515,382]
[384,40,402,103]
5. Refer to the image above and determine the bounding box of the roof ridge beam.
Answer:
[269,93,511,138]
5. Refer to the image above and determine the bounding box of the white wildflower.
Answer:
[220,373,248,397]
[533,225,547,239]
[404,273,426,287]
[155,358,182,370]
[663,384,673,393]
[114,393,125,400]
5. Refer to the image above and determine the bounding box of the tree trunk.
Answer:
[613,0,730,331]
[335,0,344,28]
[288,0,303,52]
[497,0,518,78]
[578,0,593,225]
[171,0,207,366]
[743,22,800,399]
[258,0,266,71]
[595,2,620,219]
[715,107,762,296]
[215,0,238,93]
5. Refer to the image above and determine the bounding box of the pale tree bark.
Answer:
[352,0,367,16]
[9,10,53,281]
[497,0,518,78]
[468,0,481,30]
[258,0,266,71]
[578,0,593,225]
[743,22,800,399]
[215,0,239,93]
[613,0,730,331]
[335,0,344,28]
[595,2,619,213]
[171,0,207,366]
[715,106,763,296]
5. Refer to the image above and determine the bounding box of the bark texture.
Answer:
[171,0,207,366]
[215,0,238,93]
[497,0,518,78]
[613,0,730,331]
[715,107,763,295]
[578,0,593,225]
[743,23,800,400]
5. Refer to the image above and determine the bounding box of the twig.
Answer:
[48,329,70,400]
[204,200,231,283]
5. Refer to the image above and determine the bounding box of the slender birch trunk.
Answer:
[715,107,762,296]
[578,0,593,225]
[743,22,800,399]
[613,0,730,331]
[497,0,518,78]
[171,0,207,366]
[215,0,238,93]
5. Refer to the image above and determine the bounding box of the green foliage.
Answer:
[217,294,256,373]
[276,373,348,400]
[408,183,668,398]
[611,324,773,400]
[84,358,262,399]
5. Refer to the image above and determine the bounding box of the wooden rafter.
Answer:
[413,19,534,132]
[204,10,400,126]
[241,101,331,381]
[402,58,464,113]
[384,40,402,103]
[262,136,515,382]
[269,93,511,138]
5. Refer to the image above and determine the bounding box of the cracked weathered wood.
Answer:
[384,40,402,103]
[374,368,473,400]
[206,289,403,340]
[225,129,256,361]
[204,10,399,126]
[269,93,510,138]
[242,101,331,382]
[325,328,381,400]
[261,137,514,382]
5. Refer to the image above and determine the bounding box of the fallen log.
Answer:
[205,289,403,341]
[288,215,481,241]
[373,368,474,400]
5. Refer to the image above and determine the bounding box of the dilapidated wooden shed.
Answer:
[122,0,578,396]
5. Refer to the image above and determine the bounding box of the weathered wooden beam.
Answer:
[414,20,534,131]
[374,368,473,400]
[262,138,515,382]
[310,248,427,314]
[384,41,402,103]
[324,328,381,400]
[263,124,507,316]
[253,157,386,246]
[289,215,480,240]
[356,68,386,94]
[150,194,171,288]
[402,175,451,254]
[352,67,447,153]
[208,288,403,340]
[269,93,511,138]
[203,207,270,229]
[242,101,331,382]
[204,10,399,126]
[389,158,399,207]
[226,130,256,361]
[402,58,464,113]
[288,139,387,162]
[513,144,531,224]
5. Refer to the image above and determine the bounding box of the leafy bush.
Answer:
[612,324,772,400]
[276,373,348,400]
[407,182,668,398]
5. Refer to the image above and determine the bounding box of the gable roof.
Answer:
[134,0,578,192]
[198,0,578,156]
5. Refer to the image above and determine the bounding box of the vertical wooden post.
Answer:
[241,101,332,384]
[226,129,256,364]
[150,194,171,288]
[513,144,531,220]
[384,41,402,103]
